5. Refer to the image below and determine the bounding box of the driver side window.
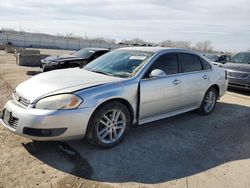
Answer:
[144,53,179,78]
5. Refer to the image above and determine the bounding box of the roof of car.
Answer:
[118,46,201,55]
[84,47,110,51]
[118,47,168,52]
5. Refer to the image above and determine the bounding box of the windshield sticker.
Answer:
[88,50,95,53]
[129,56,147,60]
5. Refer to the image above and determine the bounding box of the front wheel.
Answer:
[86,101,131,148]
[197,87,218,115]
[42,64,51,72]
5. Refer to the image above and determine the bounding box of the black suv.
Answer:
[41,48,110,72]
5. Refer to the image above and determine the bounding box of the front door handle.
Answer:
[173,79,181,85]
[202,75,209,80]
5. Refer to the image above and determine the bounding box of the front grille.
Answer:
[18,97,30,107]
[3,109,19,129]
[228,71,249,78]
[8,115,19,129]
[13,92,30,107]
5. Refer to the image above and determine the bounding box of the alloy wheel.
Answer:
[97,109,126,144]
[204,90,216,113]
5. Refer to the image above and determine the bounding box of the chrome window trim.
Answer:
[141,69,212,81]
[137,49,212,81]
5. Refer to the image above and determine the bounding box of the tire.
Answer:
[86,101,131,148]
[42,64,51,72]
[197,87,218,115]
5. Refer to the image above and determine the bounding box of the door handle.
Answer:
[202,75,209,80]
[173,79,181,85]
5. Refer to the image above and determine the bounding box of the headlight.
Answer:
[35,94,83,110]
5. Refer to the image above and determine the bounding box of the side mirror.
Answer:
[149,69,167,78]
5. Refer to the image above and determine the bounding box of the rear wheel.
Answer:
[197,87,218,115]
[86,101,131,148]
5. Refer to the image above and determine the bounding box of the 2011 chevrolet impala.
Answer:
[0,47,228,147]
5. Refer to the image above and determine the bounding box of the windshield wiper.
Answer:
[89,70,114,76]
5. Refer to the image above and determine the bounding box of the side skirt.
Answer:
[138,106,198,125]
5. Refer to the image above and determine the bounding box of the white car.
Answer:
[0,47,228,147]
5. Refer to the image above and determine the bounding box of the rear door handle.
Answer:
[202,75,209,80]
[173,79,181,85]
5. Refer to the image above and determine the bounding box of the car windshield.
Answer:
[232,52,250,64]
[73,49,96,58]
[84,50,154,78]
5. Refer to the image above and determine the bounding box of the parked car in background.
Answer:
[1,47,228,147]
[205,54,231,67]
[224,52,250,91]
[41,48,110,72]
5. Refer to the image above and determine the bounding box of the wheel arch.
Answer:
[209,84,220,98]
[97,98,135,122]
[86,98,135,133]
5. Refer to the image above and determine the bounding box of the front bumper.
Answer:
[228,78,250,91]
[0,100,95,141]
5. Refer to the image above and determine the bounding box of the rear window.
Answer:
[200,58,212,70]
[178,53,202,72]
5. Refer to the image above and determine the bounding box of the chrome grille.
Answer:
[13,92,30,107]
[227,71,249,78]
[18,97,30,107]
[8,114,18,129]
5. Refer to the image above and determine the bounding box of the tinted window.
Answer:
[219,55,226,62]
[145,53,178,77]
[178,53,202,72]
[200,58,211,70]
[89,51,108,61]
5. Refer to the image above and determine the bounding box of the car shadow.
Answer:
[26,71,42,76]
[23,101,250,184]
[228,88,250,96]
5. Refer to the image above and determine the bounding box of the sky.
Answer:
[0,0,250,52]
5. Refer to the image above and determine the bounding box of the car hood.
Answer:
[16,68,123,103]
[224,62,250,72]
[43,54,83,63]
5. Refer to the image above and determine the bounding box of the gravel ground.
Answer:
[0,49,250,188]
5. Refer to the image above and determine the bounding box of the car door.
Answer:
[178,53,211,108]
[139,53,183,120]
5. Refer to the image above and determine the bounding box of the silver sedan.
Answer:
[0,47,228,147]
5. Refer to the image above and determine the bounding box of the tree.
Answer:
[160,40,192,49]
[194,41,213,53]
[159,40,175,47]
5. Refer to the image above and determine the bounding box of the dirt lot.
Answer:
[0,49,250,188]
